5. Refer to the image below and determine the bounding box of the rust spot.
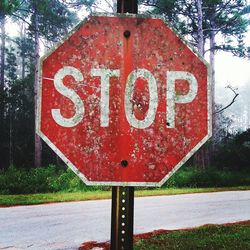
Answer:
[148,164,156,170]
[136,18,145,26]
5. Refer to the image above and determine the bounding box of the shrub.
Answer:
[1,164,250,194]
[0,165,109,194]
[163,166,250,188]
[213,129,250,171]
[0,165,61,194]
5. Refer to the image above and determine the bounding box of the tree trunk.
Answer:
[193,0,209,169]
[33,7,42,167]
[209,14,216,134]
[112,0,117,12]
[0,16,5,125]
[0,16,6,168]
[9,98,13,166]
[22,53,25,79]
[21,23,25,79]
[197,0,204,55]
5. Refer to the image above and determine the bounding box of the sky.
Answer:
[216,53,250,88]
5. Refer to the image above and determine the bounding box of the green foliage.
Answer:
[27,0,78,42]
[163,164,250,188]
[0,0,20,17]
[0,165,107,194]
[147,0,190,35]
[0,74,35,168]
[46,168,92,192]
[6,76,34,167]
[1,164,250,195]
[5,46,17,81]
[213,129,250,170]
[0,165,59,194]
[15,35,35,75]
[143,0,250,58]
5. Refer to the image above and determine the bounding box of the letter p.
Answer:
[166,71,198,128]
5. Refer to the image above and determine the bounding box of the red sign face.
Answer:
[37,14,211,186]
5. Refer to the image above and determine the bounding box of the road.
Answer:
[1,190,250,250]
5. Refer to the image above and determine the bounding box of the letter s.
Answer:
[51,66,84,127]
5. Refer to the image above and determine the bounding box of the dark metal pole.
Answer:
[111,187,134,250]
[111,1,138,249]
[117,0,138,14]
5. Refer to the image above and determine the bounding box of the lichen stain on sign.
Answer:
[37,14,212,187]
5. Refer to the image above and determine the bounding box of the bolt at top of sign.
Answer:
[37,14,212,187]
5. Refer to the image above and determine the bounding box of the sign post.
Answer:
[111,3,138,250]
[111,186,134,249]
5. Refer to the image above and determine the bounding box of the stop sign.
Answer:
[37,14,211,186]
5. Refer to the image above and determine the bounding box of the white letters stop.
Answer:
[51,66,198,128]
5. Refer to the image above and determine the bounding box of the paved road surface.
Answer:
[1,191,250,250]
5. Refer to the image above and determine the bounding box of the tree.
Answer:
[0,0,19,123]
[15,26,34,79]
[0,0,20,168]
[0,1,20,85]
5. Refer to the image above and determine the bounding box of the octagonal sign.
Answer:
[37,14,211,187]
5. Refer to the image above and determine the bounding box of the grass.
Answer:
[135,186,250,197]
[0,190,111,206]
[134,221,250,250]
[79,221,250,250]
[1,186,250,207]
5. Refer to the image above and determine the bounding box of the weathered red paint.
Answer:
[37,14,211,186]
